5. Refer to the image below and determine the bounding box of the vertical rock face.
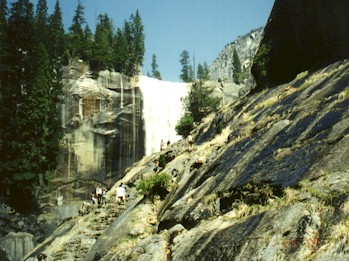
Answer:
[209,28,263,82]
[0,232,35,260]
[50,61,145,204]
[252,0,349,90]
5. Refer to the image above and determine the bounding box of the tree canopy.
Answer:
[0,0,147,211]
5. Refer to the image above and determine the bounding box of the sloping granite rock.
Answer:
[24,60,349,261]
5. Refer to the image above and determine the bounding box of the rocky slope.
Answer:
[209,27,263,82]
[24,59,349,260]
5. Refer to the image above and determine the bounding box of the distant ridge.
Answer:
[209,27,263,82]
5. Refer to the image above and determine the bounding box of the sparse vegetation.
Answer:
[175,113,194,137]
[176,81,221,137]
[137,173,172,200]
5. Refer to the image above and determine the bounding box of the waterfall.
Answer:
[139,76,189,156]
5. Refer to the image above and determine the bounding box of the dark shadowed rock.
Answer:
[252,0,349,90]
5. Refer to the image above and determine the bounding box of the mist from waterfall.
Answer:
[139,76,189,156]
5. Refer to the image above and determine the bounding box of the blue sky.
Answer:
[29,0,275,82]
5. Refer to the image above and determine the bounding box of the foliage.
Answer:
[253,43,271,78]
[197,62,210,81]
[137,173,172,200]
[90,13,114,76]
[151,53,162,80]
[179,50,193,82]
[176,81,221,137]
[232,48,242,84]
[67,0,86,59]
[184,81,221,122]
[0,0,146,212]
[112,10,145,76]
[175,113,194,137]
[0,0,63,212]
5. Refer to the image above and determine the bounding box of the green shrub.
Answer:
[137,173,172,200]
[175,113,194,137]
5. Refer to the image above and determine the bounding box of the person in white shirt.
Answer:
[116,183,126,205]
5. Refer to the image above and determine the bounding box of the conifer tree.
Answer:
[184,81,221,122]
[0,0,7,45]
[47,0,65,154]
[0,0,8,73]
[90,13,114,76]
[82,24,93,63]
[0,0,64,211]
[180,50,192,82]
[121,20,133,75]
[233,48,242,84]
[197,63,205,80]
[151,53,161,80]
[129,9,145,75]
[35,0,48,45]
[47,0,65,61]
[0,0,42,210]
[68,0,86,59]
[203,61,210,80]
[113,27,128,73]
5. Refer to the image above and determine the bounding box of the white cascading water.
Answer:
[139,76,189,156]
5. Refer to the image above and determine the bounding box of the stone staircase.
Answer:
[50,203,126,261]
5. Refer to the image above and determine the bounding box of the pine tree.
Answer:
[0,0,7,44]
[0,0,42,211]
[46,1,65,176]
[233,48,242,84]
[0,0,63,211]
[35,0,48,45]
[68,0,86,59]
[129,9,145,75]
[47,0,65,62]
[121,20,133,75]
[184,81,221,122]
[197,63,205,80]
[82,24,93,63]
[90,13,114,76]
[0,0,8,74]
[151,53,161,80]
[203,61,210,80]
[180,50,192,82]
[113,27,128,73]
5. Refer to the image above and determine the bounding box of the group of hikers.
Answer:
[90,183,127,207]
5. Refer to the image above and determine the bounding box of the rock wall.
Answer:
[0,232,35,260]
[209,27,263,82]
[45,61,145,206]
[252,0,349,90]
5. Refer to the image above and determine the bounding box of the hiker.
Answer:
[153,159,160,173]
[90,192,97,205]
[187,135,193,149]
[116,183,126,205]
[167,140,171,148]
[160,139,165,151]
[96,186,103,206]
[102,187,107,205]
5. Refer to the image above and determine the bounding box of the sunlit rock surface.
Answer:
[25,60,349,261]
[209,27,263,82]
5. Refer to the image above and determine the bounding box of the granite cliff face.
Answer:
[209,27,263,82]
[38,61,145,221]
[252,0,349,90]
[25,60,349,261]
